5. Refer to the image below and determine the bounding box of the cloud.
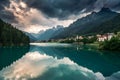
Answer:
[24,0,96,20]
[0,51,104,80]
[0,0,70,33]
[0,0,120,33]
[24,0,120,19]
[94,0,120,12]
[0,0,92,33]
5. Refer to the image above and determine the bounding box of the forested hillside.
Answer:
[52,8,119,39]
[90,14,120,34]
[0,19,30,46]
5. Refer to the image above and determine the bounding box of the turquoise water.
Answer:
[0,46,30,70]
[0,43,120,80]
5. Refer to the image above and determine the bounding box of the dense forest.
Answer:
[0,19,30,46]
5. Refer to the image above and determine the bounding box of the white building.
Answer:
[107,33,114,40]
[97,33,114,42]
[97,35,107,42]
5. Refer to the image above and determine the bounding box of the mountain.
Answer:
[31,30,44,38]
[0,19,30,46]
[52,8,119,39]
[24,32,37,42]
[92,14,120,33]
[34,25,64,41]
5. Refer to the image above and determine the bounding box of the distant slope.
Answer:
[31,30,44,38]
[24,32,37,42]
[0,19,30,46]
[33,25,64,41]
[53,8,118,39]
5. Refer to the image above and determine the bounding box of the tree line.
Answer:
[0,19,30,46]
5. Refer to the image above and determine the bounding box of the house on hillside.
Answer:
[88,36,94,39]
[97,33,114,42]
[75,35,83,41]
[107,33,114,40]
[97,35,107,42]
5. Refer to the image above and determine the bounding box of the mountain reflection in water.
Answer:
[0,43,120,80]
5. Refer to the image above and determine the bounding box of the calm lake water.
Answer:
[0,43,120,80]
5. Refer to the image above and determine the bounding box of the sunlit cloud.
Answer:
[1,0,120,33]
[3,0,91,33]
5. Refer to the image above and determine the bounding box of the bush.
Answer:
[99,37,120,51]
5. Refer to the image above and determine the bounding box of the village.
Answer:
[40,33,116,44]
[66,33,112,42]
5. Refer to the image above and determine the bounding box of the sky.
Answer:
[0,0,120,33]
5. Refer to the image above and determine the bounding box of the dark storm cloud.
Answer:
[0,0,120,20]
[0,0,16,23]
[94,0,120,12]
[105,0,120,8]
[0,0,9,8]
[109,1,120,12]
[23,0,120,20]
[24,0,97,19]
[0,0,11,11]
[0,10,17,23]
[0,0,120,33]
[0,0,120,21]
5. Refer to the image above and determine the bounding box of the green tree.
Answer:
[0,19,30,46]
[99,37,120,51]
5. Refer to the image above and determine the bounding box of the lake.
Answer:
[0,43,120,80]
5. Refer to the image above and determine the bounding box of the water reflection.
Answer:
[0,51,103,80]
[30,43,120,76]
[0,46,30,70]
[0,43,120,80]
